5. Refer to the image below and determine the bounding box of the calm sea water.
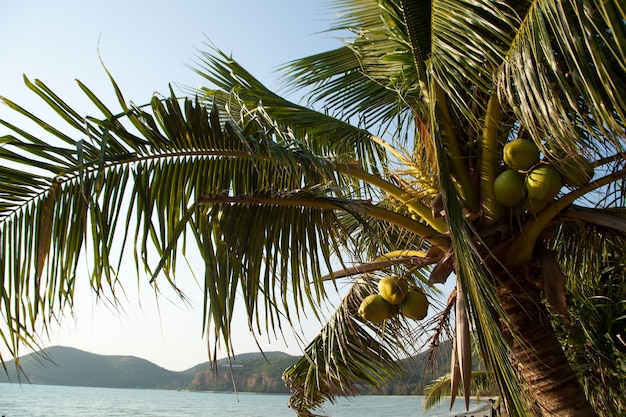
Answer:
[0,383,492,417]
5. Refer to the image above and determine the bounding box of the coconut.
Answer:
[400,290,429,320]
[525,165,563,202]
[358,294,392,323]
[494,169,526,207]
[378,276,409,305]
[503,139,541,171]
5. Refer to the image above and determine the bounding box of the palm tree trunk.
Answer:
[496,262,597,417]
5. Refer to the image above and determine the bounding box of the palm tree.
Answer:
[0,0,624,416]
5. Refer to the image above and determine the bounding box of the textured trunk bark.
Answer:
[496,263,597,417]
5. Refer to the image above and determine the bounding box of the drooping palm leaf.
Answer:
[283,273,439,416]
[0,77,390,362]
[283,281,402,416]
[430,111,530,415]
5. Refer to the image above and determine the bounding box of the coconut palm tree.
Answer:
[0,0,624,416]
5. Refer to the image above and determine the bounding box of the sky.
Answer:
[0,0,349,371]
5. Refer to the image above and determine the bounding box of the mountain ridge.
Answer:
[0,346,301,392]
[0,344,452,395]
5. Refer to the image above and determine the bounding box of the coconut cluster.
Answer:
[494,139,594,213]
[357,276,429,324]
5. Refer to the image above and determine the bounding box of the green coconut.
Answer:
[400,290,429,320]
[358,294,392,324]
[503,139,541,171]
[526,165,563,202]
[494,169,526,207]
[378,276,409,305]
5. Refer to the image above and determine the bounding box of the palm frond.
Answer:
[191,47,387,174]
[423,370,496,411]
[454,280,472,409]
[278,0,427,144]
[399,0,431,78]
[429,0,519,125]
[498,0,626,152]
[0,76,369,361]
[0,68,445,366]
[283,280,407,416]
[551,222,626,416]
[432,117,530,415]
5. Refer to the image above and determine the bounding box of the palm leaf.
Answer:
[277,0,436,173]
[454,280,472,410]
[429,0,519,125]
[431,116,530,415]
[191,47,387,175]
[551,222,626,415]
[0,78,353,360]
[423,370,495,411]
[498,0,626,151]
[0,68,441,366]
[283,0,422,123]
[283,280,407,416]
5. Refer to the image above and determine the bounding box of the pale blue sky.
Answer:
[0,0,348,371]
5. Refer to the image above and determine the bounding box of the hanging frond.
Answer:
[284,280,407,416]
[0,77,375,362]
[431,117,530,415]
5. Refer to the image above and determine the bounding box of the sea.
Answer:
[0,383,492,417]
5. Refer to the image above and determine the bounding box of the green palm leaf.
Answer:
[0,79,355,360]
[551,221,626,415]
[0,71,439,364]
[429,0,519,124]
[283,282,402,416]
[283,274,439,416]
[192,47,387,174]
[498,0,626,151]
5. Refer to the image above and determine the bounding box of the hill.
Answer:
[187,351,299,393]
[0,346,301,392]
[0,345,454,395]
[0,346,193,389]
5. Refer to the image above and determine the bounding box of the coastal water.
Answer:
[0,383,492,417]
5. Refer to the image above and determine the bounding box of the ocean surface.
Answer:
[0,383,492,417]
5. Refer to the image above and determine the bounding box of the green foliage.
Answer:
[553,224,626,416]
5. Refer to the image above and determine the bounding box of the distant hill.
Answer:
[0,344,454,395]
[187,351,300,393]
[0,346,300,392]
[0,346,193,389]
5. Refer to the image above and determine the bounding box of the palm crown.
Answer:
[1,0,624,416]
